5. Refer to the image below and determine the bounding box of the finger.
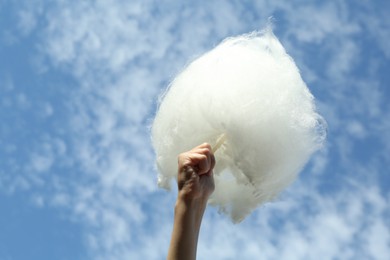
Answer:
[179,143,214,175]
[192,145,215,175]
[178,152,205,167]
[184,152,211,175]
[210,153,215,172]
[197,155,210,175]
[178,165,196,188]
[193,148,213,173]
[192,147,212,158]
[196,142,212,151]
[190,153,210,175]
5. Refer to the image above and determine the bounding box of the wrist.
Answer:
[175,193,208,223]
[177,191,208,209]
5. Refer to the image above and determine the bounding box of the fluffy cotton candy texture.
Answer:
[152,29,326,222]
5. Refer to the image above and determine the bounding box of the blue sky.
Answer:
[0,1,389,259]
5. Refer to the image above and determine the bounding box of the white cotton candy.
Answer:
[151,29,326,222]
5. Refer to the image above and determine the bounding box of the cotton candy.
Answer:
[151,28,326,222]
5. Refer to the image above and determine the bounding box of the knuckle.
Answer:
[199,142,211,150]
[203,143,212,150]
[199,148,211,156]
[200,154,207,161]
[178,153,184,162]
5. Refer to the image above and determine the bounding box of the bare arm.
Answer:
[167,143,215,260]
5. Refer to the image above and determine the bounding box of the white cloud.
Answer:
[17,10,37,36]
[367,218,390,259]
[347,120,366,139]
[31,194,45,207]
[357,2,390,59]
[326,39,359,81]
[29,152,53,173]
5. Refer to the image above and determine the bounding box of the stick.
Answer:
[212,133,227,153]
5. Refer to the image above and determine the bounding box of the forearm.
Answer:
[168,143,215,260]
[167,196,207,260]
